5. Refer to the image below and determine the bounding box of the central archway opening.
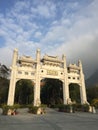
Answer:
[40,78,63,107]
[69,83,81,104]
[15,79,34,105]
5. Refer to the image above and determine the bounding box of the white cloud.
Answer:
[40,0,98,78]
[0,47,12,67]
[31,1,56,18]
[34,31,42,38]
[0,0,98,78]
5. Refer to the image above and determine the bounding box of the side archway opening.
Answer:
[69,83,81,104]
[15,79,34,105]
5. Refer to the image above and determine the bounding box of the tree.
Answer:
[69,83,80,103]
[91,98,98,108]
[41,78,63,106]
[0,64,9,104]
[0,77,9,104]
[15,79,34,105]
[0,64,10,79]
[87,85,98,104]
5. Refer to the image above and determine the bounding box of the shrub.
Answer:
[72,103,89,112]
[82,104,89,112]
[91,98,98,108]
[28,104,47,114]
[12,104,21,109]
[1,104,9,115]
[73,103,82,111]
[1,104,21,115]
[1,104,14,115]
[58,104,71,112]
[40,104,47,108]
[58,103,89,113]
[28,106,39,114]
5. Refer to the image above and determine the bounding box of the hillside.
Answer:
[86,70,98,87]
[0,77,9,103]
[0,77,9,88]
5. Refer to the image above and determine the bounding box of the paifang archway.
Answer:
[7,49,88,106]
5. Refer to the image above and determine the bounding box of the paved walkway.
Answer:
[0,108,98,130]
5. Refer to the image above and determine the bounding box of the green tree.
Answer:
[69,83,80,103]
[0,77,9,104]
[0,64,9,104]
[0,64,9,79]
[15,79,34,105]
[41,78,63,106]
[87,85,98,104]
[91,98,98,108]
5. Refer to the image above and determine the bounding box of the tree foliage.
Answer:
[87,85,98,104]
[15,79,34,105]
[69,83,80,103]
[0,78,9,104]
[0,64,10,79]
[41,78,63,106]
[91,98,98,108]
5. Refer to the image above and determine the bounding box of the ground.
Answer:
[0,108,98,130]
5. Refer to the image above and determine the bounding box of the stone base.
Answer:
[7,109,17,115]
[37,107,45,115]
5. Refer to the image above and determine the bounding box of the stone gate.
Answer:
[7,48,88,106]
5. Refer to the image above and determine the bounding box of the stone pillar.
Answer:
[78,60,87,104]
[62,55,69,104]
[33,49,41,106]
[7,49,18,106]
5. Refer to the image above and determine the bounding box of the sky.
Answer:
[0,0,98,79]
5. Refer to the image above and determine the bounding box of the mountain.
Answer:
[86,70,98,87]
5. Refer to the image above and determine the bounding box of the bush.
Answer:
[1,104,21,115]
[40,104,47,108]
[12,104,21,109]
[58,103,89,113]
[1,104,9,115]
[28,104,47,114]
[82,104,89,112]
[73,104,82,111]
[72,103,89,112]
[58,104,71,112]
[28,106,39,114]
[91,98,98,108]
[1,104,15,115]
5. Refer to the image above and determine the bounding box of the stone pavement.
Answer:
[0,108,98,130]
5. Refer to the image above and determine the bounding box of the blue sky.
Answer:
[0,0,98,78]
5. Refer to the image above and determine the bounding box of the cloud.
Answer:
[40,0,98,78]
[31,1,56,19]
[0,47,12,66]
[34,31,42,38]
[0,0,98,79]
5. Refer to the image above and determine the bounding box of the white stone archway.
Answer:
[7,49,88,106]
